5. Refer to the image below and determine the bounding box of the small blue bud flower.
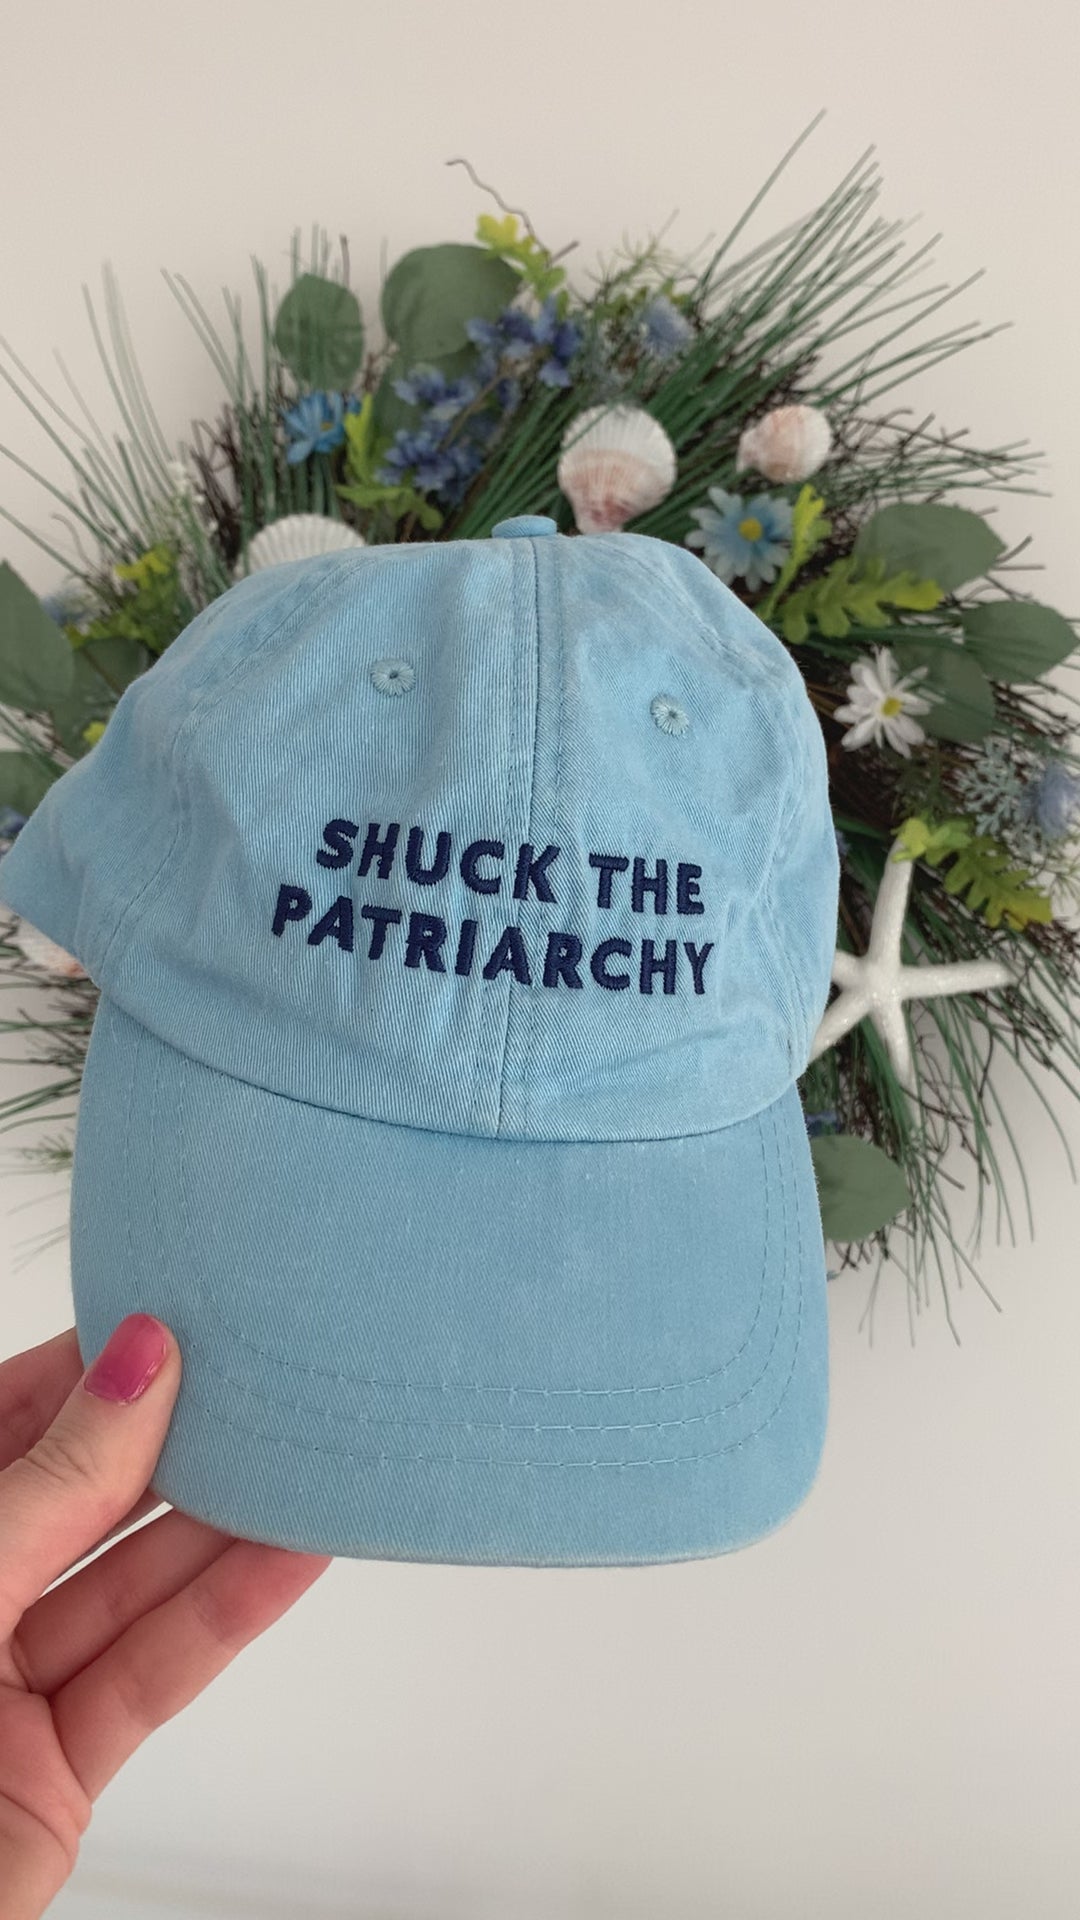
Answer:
[640,295,694,360]
[1028,762,1080,839]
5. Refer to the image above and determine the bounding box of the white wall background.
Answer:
[2,3,1079,1915]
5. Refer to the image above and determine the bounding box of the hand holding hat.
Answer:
[0,1320,329,1920]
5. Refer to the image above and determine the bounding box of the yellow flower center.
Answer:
[880,695,903,716]
[737,516,764,541]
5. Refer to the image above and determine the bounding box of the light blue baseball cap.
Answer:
[0,514,838,1566]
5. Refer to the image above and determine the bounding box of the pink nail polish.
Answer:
[84,1314,169,1404]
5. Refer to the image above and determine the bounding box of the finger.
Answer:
[1,1330,172,1591]
[51,1489,170,1587]
[0,1328,83,1470]
[0,1314,180,1637]
[51,1539,331,1800]
[17,1507,235,1695]
[1,1328,171,1557]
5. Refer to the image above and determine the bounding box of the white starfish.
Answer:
[809,838,1012,1084]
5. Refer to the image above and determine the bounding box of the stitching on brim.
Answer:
[179,1057,784,1404]
[102,1048,808,1468]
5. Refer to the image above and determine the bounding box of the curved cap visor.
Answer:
[71,997,830,1566]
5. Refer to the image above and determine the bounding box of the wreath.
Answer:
[1,131,1076,1324]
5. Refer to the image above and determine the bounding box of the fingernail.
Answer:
[84,1313,169,1404]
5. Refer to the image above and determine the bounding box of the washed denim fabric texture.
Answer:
[0,514,840,1565]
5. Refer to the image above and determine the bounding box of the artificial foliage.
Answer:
[0,126,1078,1326]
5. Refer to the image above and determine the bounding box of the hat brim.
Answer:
[71,995,829,1566]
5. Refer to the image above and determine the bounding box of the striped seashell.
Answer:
[735,404,832,485]
[235,514,365,579]
[557,405,677,535]
[12,918,87,979]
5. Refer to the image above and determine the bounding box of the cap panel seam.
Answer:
[610,541,793,696]
[492,537,542,1135]
[96,554,365,982]
[763,699,815,1046]
[521,533,561,1137]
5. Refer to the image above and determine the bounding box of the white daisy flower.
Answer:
[833,648,935,758]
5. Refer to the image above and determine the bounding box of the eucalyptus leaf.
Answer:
[810,1133,910,1241]
[51,640,148,756]
[896,641,995,743]
[854,503,1004,592]
[0,751,59,815]
[381,245,518,361]
[0,563,75,717]
[960,599,1077,684]
[274,274,365,389]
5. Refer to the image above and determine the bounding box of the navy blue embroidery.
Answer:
[308,895,355,952]
[405,827,452,885]
[676,863,704,915]
[278,822,720,997]
[639,939,677,994]
[632,857,668,915]
[405,912,448,972]
[454,919,479,976]
[588,853,629,908]
[272,884,313,935]
[543,931,584,988]
[512,842,560,903]
[359,903,402,959]
[460,839,505,895]
[684,941,714,994]
[591,939,632,990]
[357,821,400,880]
[316,819,359,869]
[482,926,532,985]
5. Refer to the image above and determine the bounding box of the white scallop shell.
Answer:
[235,514,365,579]
[12,917,87,979]
[735,404,832,485]
[557,405,677,534]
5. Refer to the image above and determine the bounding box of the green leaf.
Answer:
[49,639,148,756]
[855,503,1005,592]
[895,641,995,743]
[938,839,1052,930]
[341,393,381,483]
[960,599,1077,684]
[756,484,831,623]
[273,274,365,389]
[894,814,1050,929]
[381,244,518,361]
[337,399,445,529]
[336,479,442,530]
[475,213,566,300]
[778,555,941,644]
[0,750,59,814]
[894,815,972,865]
[0,563,76,717]
[810,1133,911,1241]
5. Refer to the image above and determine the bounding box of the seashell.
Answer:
[12,918,87,980]
[735,404,832,485]
[235,514,365,579]
[557,405,677,534]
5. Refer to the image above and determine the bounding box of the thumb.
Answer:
[0,1315,181,1637]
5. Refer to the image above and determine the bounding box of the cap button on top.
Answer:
[491,515,558,539]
